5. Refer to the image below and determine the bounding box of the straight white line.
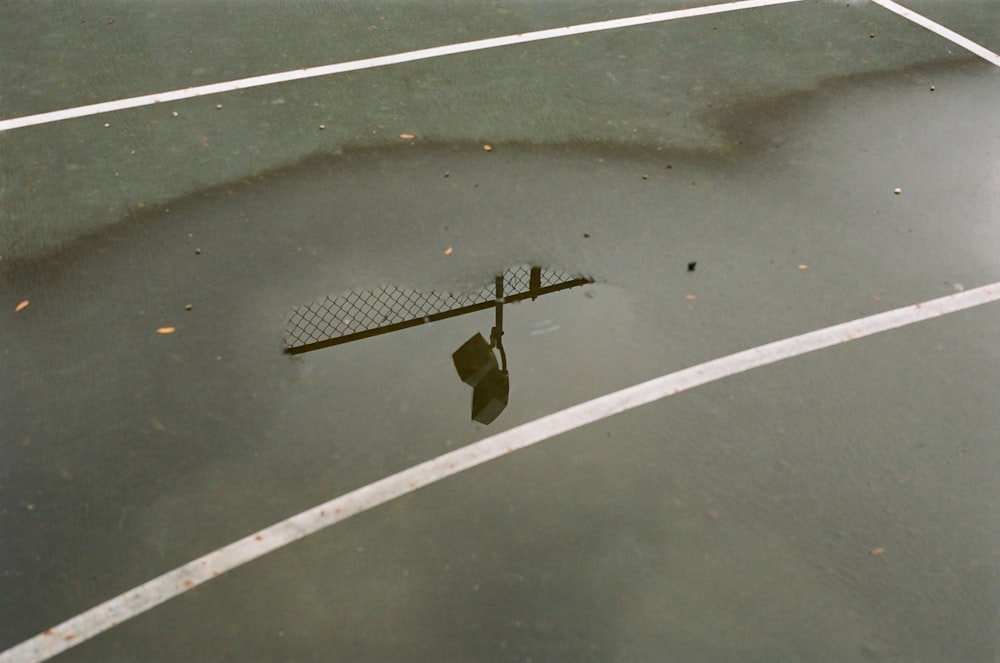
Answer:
[0,0,806,133]
[871,0,1000,67]
[3,281,998,663]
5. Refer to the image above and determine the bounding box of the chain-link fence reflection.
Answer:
[285,264,592,354]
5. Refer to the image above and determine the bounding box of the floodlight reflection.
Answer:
[285,265,592,424]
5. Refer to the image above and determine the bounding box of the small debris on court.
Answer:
[156,327,176,335]
[15,300,30,312]
[869,546,887,556]
[687,261,697,272]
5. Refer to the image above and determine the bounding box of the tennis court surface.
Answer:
[2,1,999,661]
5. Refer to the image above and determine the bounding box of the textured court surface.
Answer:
[2,1,999,661]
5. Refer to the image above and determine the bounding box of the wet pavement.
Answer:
[2,1,999,661]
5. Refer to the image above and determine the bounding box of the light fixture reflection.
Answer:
[285,265,593,425]
[452,331,509,425]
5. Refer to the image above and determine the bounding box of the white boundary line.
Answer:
[3,281,998,663]
[3,0,996,134]
[0,0,807,133]
[871,0,1000,67]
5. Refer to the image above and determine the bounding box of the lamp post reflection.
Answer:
[452,275,510,424]
[285,265,592,424]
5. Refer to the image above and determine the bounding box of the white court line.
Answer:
[2,281,998,663]
[3,0,996,134]
[0,0,807,133]
[871,0,1000,67]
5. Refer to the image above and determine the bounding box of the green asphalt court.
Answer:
[2,1,999,661]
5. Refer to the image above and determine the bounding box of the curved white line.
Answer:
[3,281,998,663]
[0,0,806,132]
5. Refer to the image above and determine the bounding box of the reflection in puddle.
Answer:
[285,264,592,423]
[453,330,508,424]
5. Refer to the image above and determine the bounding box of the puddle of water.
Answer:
[2,61,998,659]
